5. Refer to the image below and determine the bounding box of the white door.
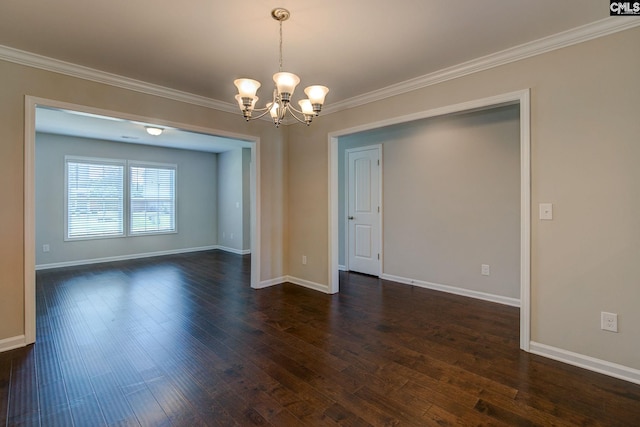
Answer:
[347,146,381,276]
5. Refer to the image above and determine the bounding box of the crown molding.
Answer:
[1,17,638,117]
[323,17,640,115]
[0,44,238,113]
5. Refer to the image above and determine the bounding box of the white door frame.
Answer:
[328,89,531,351]
[344,145,383,276]
[24,95,262,345]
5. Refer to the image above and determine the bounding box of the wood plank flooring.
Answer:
[1,250,639,426]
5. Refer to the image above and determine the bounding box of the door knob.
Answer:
[348,216,354,220]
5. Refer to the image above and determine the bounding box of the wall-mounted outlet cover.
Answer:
[539,203,553,220]
[481,264,490,276]
[601,312,618,333]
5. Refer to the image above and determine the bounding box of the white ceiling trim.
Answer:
[323,17,640,115]
[0,45,237,113]
[1,17,637,118]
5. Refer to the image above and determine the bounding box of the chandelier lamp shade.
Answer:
[234,8,329,127]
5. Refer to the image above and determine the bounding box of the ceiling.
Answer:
[1,1,611,150]
[0,1,608,107]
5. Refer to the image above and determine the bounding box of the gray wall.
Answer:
[36,133,218,265]
[242,148,251,250]
[217,149,250,252]
[339,105,520,298]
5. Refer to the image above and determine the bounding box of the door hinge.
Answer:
[377,159,380,166]
[377,253,380,260]
[378,206,380,213]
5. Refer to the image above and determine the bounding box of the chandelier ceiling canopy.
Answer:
[234,8,329,127]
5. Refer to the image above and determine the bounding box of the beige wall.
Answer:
[0,60,287,341]
[288,27,640,369]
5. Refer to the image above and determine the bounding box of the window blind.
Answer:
[66,159,125,239]
[129,165,176,234]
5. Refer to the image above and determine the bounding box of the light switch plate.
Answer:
[539,203,553,220]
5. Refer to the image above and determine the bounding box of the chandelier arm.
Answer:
[241,88,280,122]
[251,106,270,113]
[288,104,305,115]
[287,108,309,125]
[246,107,274,121]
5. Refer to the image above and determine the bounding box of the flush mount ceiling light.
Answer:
[145,126,163,136]
[234,8,329,127]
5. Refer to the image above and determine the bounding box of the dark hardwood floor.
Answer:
[1,250,639,426]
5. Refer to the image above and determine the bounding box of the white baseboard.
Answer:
[530,341,640,386]
[255,276,288,289]
[255,275,330,294]
[338,265,347,271]
[380,273,520,307]
[35,245,219,270]
[217,246,251,255]
[0,335,26,353]
[287,276,330,293]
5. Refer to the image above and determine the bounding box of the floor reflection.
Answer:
[0,251,636,426]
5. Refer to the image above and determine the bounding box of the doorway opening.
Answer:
[24,96,261,345]
[329,90,531,351]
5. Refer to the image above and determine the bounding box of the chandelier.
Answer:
[234,8,329,127]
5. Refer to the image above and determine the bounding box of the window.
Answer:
[65,157,177,240]
[65,157,125,240]
[129,163,176,235]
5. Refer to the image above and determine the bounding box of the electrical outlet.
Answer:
[302,255,307,265]
[42,244,50,253]
[601,312,618,332]
[539,203,553,220]
[481,264,490,276]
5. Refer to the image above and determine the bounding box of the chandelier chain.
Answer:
[279,19,283,71]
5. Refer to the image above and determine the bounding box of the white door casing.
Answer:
[346,146,381,276]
